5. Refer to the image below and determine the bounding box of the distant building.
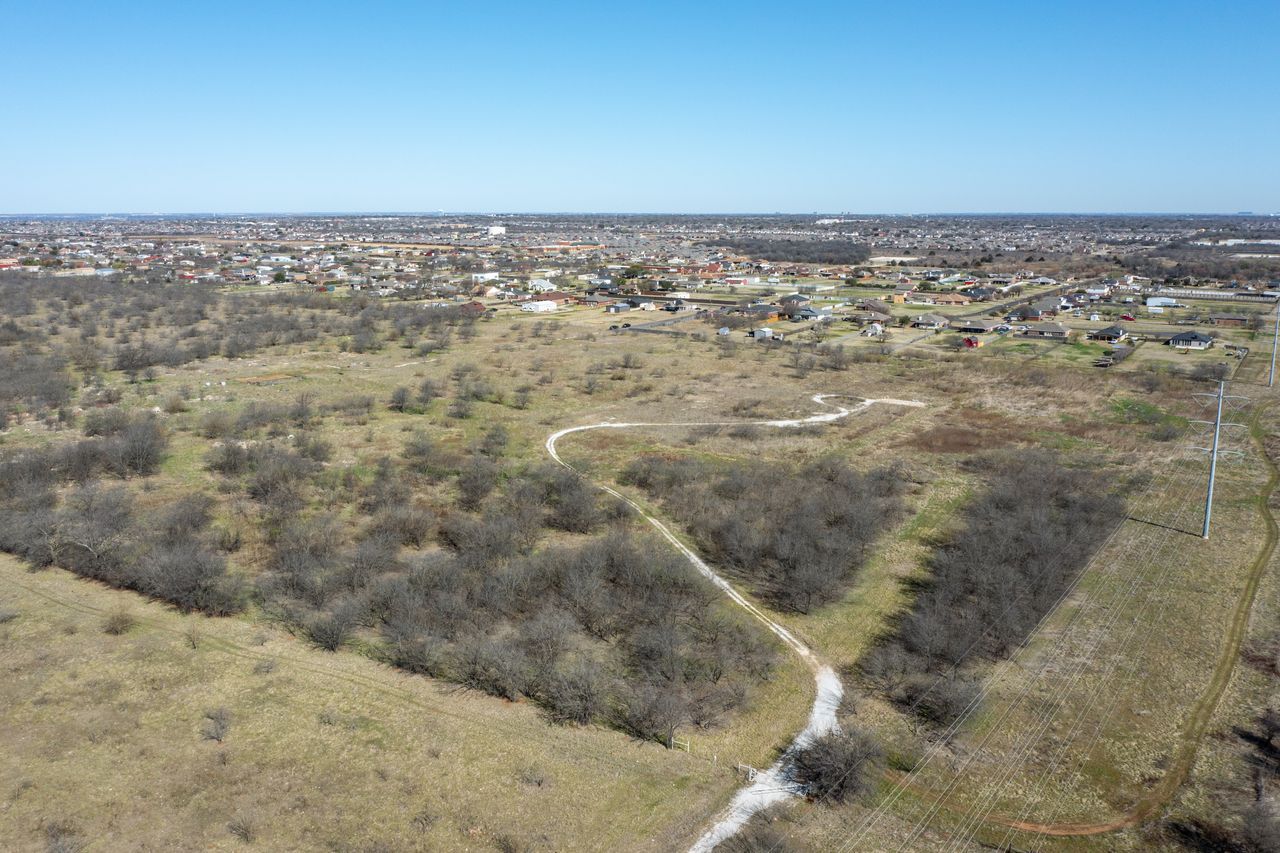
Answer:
[1020,322,1070,340]
[1167,331,1213,350]
[911,313,950,330]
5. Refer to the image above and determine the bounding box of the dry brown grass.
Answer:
[0,556,744,852]
[0,300,1246,850]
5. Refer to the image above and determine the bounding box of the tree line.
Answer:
[860,451,1126,726]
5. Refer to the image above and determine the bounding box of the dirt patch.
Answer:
[895,409,1024,454]
[237,372,296,385]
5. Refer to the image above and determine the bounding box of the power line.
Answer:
[1190,380,1248,539]
[896,479,1195,850]
[945,470,1206,850]
[834,465,1179,851]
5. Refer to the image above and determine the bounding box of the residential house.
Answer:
[856,298,894,315]
[1031,296,1061,316]
[849,309,892,327]
[911,313,950,330]
[1020,322,1070,341]
[794,306,833,321]
[932,292,972,307]
[1167,331,1214,350]
[952,318,1000,334]
[1209,313,1251,328]
[1088,325,1129,343]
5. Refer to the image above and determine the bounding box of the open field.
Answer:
[0,553,735,852]
[0,268,1277,851]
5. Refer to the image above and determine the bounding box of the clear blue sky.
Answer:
[4,0,1277,214]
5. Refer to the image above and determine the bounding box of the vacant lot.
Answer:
[0,275,1271,851]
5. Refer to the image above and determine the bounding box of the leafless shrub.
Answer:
[202,707,231,742]
[790,728,882,803]
[102,605,136,635]
[42,819,87,853]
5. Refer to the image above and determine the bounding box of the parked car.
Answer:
[1120,313,1136,321]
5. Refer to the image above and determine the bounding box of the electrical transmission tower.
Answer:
[1191,380,1248,539]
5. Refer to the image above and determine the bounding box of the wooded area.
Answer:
[861,451,1126,725]
[622,456,906,613]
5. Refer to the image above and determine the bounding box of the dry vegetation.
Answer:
[0,271,1271,851]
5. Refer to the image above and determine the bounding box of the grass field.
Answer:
[0,553,748,852]
[2,289,1275,851]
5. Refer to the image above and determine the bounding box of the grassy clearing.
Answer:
[0,554,744,852]
[802,416,1276,851]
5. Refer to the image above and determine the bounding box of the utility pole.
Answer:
[1269,304,1279,387]
[1192,381,1248,539]
[1203,380,1225,539]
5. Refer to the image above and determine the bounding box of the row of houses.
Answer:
[914,313,1218,350]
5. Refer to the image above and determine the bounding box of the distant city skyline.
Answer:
[4,0,1277,214]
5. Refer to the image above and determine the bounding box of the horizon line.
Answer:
[0,210,1276,219]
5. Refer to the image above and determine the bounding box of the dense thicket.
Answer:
[699,238,870,265]
[0,454,242,615]
[237,443,776,741]
[0,273,785,745]
[862,451,1125,725]
[621,456,906,613]
[0,272,478,392]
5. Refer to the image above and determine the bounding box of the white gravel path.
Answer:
[544,395,925,851]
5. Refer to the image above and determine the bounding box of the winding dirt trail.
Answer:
[544,394,926,851]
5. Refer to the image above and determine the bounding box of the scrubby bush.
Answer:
[201,707,231,742]
[790,728,883,802]
[82,406,131,437]
[102,605,136,635]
